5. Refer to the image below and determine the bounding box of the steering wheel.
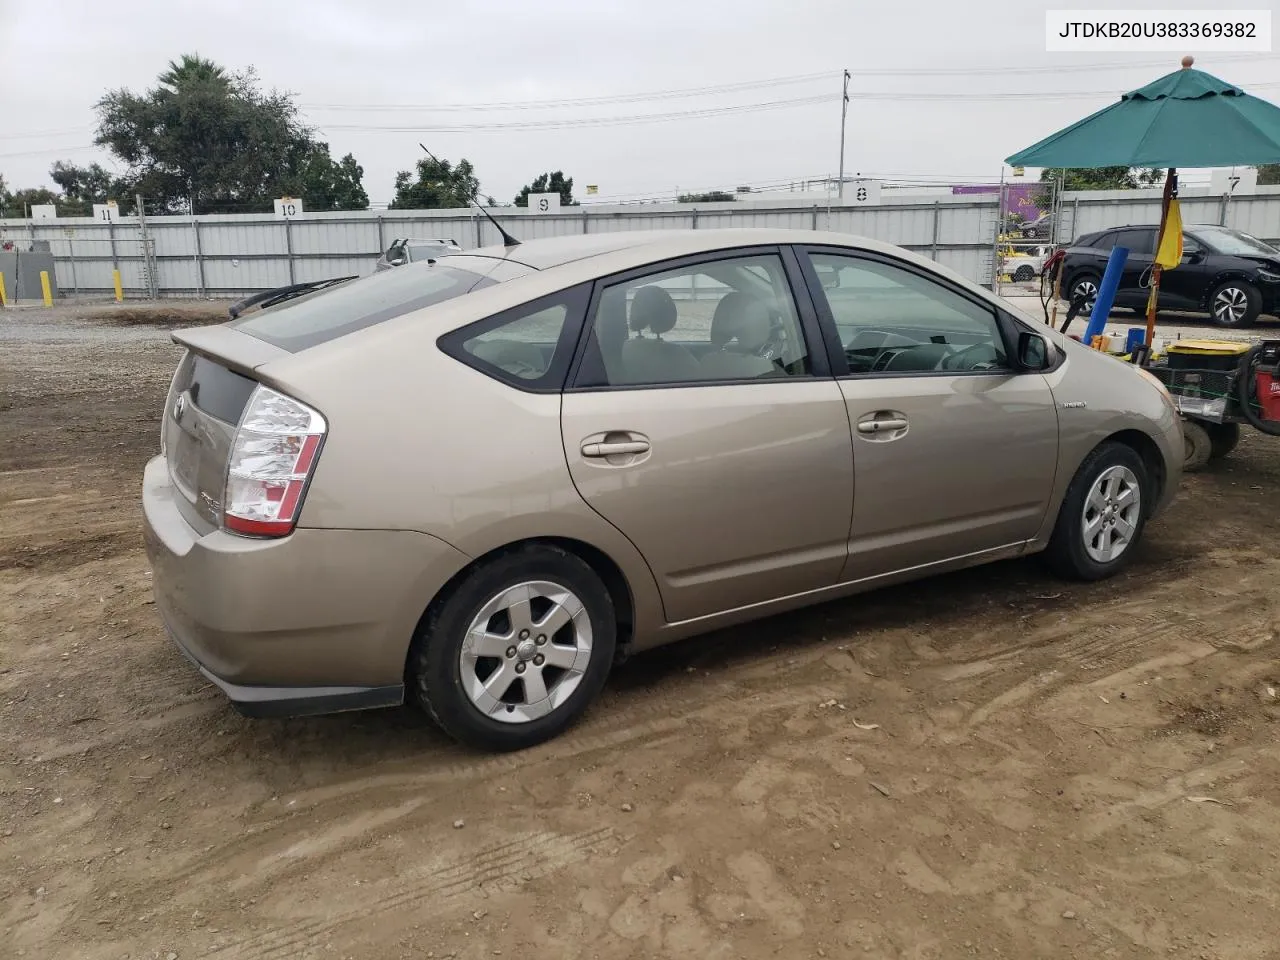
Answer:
[941,342,998,371]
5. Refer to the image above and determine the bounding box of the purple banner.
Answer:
[952,183,1045,221]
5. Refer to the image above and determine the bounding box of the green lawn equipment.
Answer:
[1145,339,1280,470]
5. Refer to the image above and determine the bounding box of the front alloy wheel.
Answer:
[1080,465,1142,564]
[1210,282,1260,327]
[1045,441,1150,581]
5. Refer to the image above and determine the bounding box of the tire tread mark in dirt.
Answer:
[959,607,1268,730]
[116,685,834,910]
[206,827,616,960]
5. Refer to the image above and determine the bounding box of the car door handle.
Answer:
[581,439,650,458]
[856,417,908,434]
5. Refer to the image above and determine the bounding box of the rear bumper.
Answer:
[141,455,471,717]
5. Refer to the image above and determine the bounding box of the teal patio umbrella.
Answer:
[1007,57,1280,343]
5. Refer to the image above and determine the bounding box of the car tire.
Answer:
[1045,442,1150,581]
[1068,271,1101,308]
[1206,421,1241,460]
[1209,280,1261,328]
[408,545,617,751]
[1180,419,1213,472]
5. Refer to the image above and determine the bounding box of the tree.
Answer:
[287,143,368,211]
[1033,166,1164,208]
[1258,164,1280,185]
[389,156,479,210]
[1,186,61,219]
[90,53,365,214]
[677,191,736,203]
[49,161,132,216]
[514,171,576,207]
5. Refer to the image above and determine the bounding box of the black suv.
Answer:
[1060,224,1280,327]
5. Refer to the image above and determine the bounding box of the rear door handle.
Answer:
[856,418,908,434]
[581,439,650,458]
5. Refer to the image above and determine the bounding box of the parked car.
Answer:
[143,229,1182,751]
[1060,224,1280,327]
[1002,244,1053,283]
[375,237,462,270]
[1020,213,1056,240]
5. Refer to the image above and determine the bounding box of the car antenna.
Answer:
[418,142,520,248]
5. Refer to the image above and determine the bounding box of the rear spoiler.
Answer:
[227,276,357,319]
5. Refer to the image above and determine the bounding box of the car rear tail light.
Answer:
[223,385,326,537]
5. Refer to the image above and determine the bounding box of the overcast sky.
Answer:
[2,0,1276,206]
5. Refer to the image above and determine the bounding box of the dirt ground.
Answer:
[3,303,1280,960]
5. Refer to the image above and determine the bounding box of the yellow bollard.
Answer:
[112,269,123,302]
[0,273,7,308]
[40,270,53,307]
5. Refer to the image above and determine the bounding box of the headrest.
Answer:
[710,292,771,352]
[710,292,750,348]
[630,285,677,336]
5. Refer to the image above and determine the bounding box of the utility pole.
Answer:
[837,69,851,201]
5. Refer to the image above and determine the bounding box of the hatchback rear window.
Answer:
[232,260,497,352]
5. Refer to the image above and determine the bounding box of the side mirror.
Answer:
[1182,250,1204,264]
[1018,330,1050,370]
[388,255,407,267]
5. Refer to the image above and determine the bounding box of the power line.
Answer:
[305,73,834,112]
[0,127,94,141]
[317,78,1280,135]
[303,53,1277,113]
[846,81,1280,101]
[0,144,97,159]
[317,94,839,133]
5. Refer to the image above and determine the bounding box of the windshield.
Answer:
[232,260,496,352]
[1193,227,1279,258]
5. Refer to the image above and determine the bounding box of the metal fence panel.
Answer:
[4,185,1278,299]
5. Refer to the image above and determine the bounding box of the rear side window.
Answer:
[439,285,591,392]
[1114,229,1155,255]
[233,260,497,352]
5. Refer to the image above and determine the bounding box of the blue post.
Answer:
[1083,246,1128,346]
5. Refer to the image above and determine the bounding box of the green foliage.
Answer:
[389,156,480,210]
[49,161,132,216]
[1033,166,1164,207]
[1258,164,1280,185]
[677,191,736,203]
[514,171,576,207]
[286,143,368,211]
[1,185,61,219]
[87,53,366,213]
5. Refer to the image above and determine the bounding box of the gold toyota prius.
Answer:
[142,229,1182,750]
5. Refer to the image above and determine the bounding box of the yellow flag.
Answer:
[1155,198,1184,269]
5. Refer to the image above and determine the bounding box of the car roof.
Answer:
[464,228,937,272]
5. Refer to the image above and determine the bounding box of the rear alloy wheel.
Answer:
[1209,280,1261,328]
[409,546,616,751]
[1045,442,1148,580]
